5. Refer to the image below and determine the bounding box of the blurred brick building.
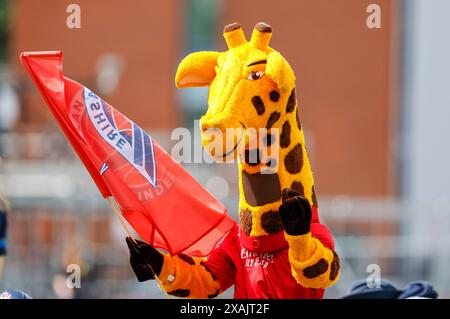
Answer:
[9,0,182,130]
[9,0,401,199]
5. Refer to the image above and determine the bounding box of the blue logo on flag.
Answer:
[84,88,157,188]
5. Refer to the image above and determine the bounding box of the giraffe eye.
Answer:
[247,71,265,81]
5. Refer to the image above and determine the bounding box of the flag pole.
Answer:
[107,197,134,239]
[106,196,168,297]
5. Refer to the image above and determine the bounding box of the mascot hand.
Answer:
[279,188,312,236]
[126,237,164,282]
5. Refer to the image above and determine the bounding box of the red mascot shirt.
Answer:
[205,213,334,299]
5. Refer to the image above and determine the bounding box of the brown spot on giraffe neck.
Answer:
[269,90,280,102]
[284,143,303,174]
[296,108,302,131]
[261,210,284,234]
[286,88,296,113]
[291,181,305,196]
[241,170,281,207]
[280,121,291,148]
[251,96,265,115]
[263,133,275,147]
[239,209,253,235]
[312,185,318,206]
[266,111,281,129]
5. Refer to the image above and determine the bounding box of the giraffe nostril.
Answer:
[202,126,222,144]
[202,124,220,134]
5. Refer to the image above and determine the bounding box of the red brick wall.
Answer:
[8,0,400,198]
[221,0,400,197]
[9,0,182,131]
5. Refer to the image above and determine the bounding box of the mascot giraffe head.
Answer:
[176,22,317,238]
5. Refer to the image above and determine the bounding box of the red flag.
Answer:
[21,51,235,256]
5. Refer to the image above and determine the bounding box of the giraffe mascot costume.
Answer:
[126,22,340,299]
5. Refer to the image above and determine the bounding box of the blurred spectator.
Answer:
[342,279,438,299]
[0,191,9,285]
[0,71,20,155]
[0,288,32,299]
[0,79,20,132]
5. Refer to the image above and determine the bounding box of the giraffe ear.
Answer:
[265,51,296,92]
[175,51,220,88]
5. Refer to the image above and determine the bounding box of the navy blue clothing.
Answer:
[342,279,438,299]
[0,289,32,299]
[342,279,401,299]
[399,281,438,299]
[0,209,7,256]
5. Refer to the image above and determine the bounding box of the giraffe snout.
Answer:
[200,117,227,147]
[200,115,245,158]
[200,120,220,134]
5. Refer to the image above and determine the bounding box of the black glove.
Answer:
[279,188,312,236]
[125,237,164,282]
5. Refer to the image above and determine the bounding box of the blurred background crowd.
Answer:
[0,0,449,298]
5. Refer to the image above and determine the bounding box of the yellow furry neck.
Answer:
[237,91,317,237]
